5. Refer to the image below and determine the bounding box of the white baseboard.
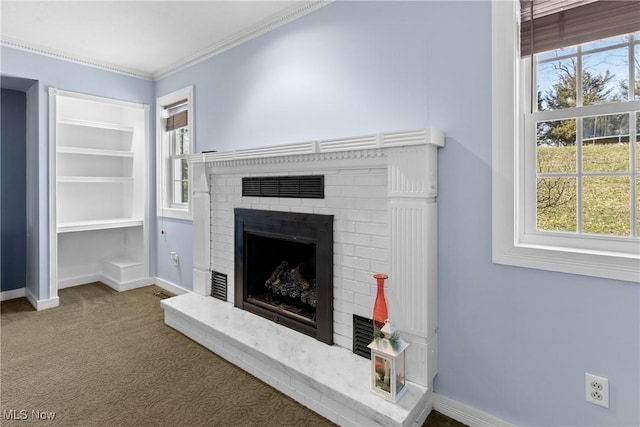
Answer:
[101,275,154,292]
[59,274,102,289]
[432,393,515,427]
[153,277,190,295]
[1,287,26,301]
[25,288,60,311]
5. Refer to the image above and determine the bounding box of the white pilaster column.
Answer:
[191,160,210,296]
[387,143,440,388]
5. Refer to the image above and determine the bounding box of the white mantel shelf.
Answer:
[189,128,444,165]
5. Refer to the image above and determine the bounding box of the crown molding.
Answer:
[2,1,331,82]
[0,36,154,80]
[151,0,331,80]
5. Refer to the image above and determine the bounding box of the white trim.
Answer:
[432,393,516,427]
[153,277,190,296]
[156,86,194,221]
[1,36,153,80]
[490,0,640,284]
[101,275,154,292]
[152,1,331,80]
[25,288,60,311]
[1,287,26,301]
[58,274,103,290]
[1,1,331,81]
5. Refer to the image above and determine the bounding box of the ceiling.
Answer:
[0,1,326,80]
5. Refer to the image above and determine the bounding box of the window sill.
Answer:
[493,232,640,283]
[157,207,192,221]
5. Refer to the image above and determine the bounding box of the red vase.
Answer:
[372,274,389,330]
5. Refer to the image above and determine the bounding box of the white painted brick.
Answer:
[342,256,370,271]
[324,186,343,197]
[340,210,372,222]
[334,220,356,233]
[341,186,386,199]
[370,236,390,249]
[370,211,388,224]
[355,246,388,262]
[355,198,388,211]
[354,290,375,308]
[334,288,354,303]
[370,261,389,274]
[354,173,387,187]
[336,233,371,247]
[334,322,351,337]
[355,222,387,236]
[335,266,355,280]
[325,174,354,186]
[333,334,352,350]
[334,243,355,257]
[326,197,357,209]
[333,311,351,326]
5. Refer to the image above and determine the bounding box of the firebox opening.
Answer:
[234,208,333,344]
[246,234,317,325]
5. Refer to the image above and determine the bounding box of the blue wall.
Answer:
[156,2,640,426]
[1,89,27,291]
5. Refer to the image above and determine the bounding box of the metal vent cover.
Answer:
[211,271,227,302]
[242,175,324,199]
[353,314,374,359]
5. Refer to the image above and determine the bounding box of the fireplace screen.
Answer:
[247,234,317,322]
[234,208,333,344]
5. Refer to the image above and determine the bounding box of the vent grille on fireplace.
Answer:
[353,314,374,360]
[242,175,324,199]
[211,271,227,302]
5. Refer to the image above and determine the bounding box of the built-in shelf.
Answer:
[57,146,134,157]
[57,176,133,183]
[58,117,135,133]
[51,88,149,291]
[57,218,144,233]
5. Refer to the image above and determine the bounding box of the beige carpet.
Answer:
[1,283,336,426]
[1,283,464,427]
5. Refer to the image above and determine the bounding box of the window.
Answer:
[157,86,193,220]
[492,1,640,282]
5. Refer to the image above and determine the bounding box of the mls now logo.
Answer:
[3,409,56,421]
[3,409,28,420]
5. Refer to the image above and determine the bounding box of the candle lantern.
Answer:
[367,321,409,402]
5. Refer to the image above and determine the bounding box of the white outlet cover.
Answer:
[585,373,609,408]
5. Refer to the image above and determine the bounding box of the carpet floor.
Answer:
[1,283,465,427]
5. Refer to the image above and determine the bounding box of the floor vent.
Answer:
[211,271,227,302]
[242,175,324,199]
[353,314,374,360]
[153,291,172,299]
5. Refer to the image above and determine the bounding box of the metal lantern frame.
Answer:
[367,322,409,402]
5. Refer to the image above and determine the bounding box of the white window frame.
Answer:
[156,86,194,221]
[491,0,640,283]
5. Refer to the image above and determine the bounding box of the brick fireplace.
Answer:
[162,128,444,426]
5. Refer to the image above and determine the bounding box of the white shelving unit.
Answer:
[49,89,150,292]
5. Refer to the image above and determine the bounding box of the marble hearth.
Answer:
[162,128,444,426]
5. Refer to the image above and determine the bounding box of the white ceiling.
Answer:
[0,1,325,80]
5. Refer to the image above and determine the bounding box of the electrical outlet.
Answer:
[170,252,180,266]
[585,373,609,408]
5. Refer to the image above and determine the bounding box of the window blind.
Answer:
[520,0,640,56]
[164,99,188,131]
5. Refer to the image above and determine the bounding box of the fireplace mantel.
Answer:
[170,128,445,426]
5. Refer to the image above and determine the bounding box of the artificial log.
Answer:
[265,261,316,307]
[265,260,288,287]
